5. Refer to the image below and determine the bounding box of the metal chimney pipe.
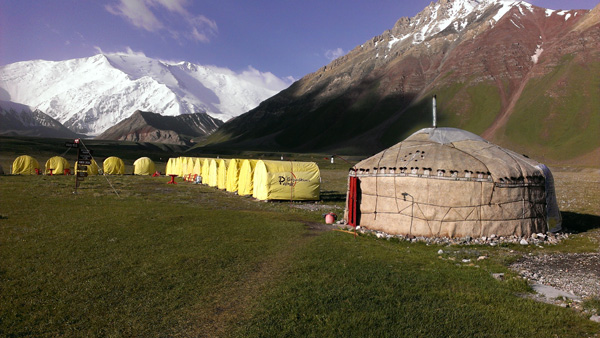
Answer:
[432,95,437,128]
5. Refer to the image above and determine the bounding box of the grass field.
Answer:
[1,138,599,337]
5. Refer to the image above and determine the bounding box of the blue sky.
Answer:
[0,0,597,81]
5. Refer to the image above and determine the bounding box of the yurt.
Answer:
[238,159,258,196]
[103,157,125,175]
[252,160,321,201]
[226,159,242,193]
[45,156,70,175]
[345,127,561,238]
[133,157,155,175]
[207,159,218,187]
[165,158,178,176]
[75,159,99,175]
[11,155,39,175]
[217,159,231,190]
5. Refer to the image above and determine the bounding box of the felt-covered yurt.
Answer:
[165,158,177,176]
[345,127,561,238]
[75,159,99,175]
[252,160,321,201]
[217,159,230,190]
[45,156,70,175]
[226,159,242,193]
[238,160,258,196]
[133,157,155,175]
[12,155,40,175]
[103,157,125,175]
[207,159,218,187]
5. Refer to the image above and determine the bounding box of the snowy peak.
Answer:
[0,53,290,136]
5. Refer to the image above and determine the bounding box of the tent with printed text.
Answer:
[103,156,125,175]
[238,159,258,196]
[344,127,562,238]
[133,157,155,175]
[11,155,40,175]
[45,156,70,175]
[252,160,320,201]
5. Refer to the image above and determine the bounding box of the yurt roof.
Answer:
[354,127,544,185]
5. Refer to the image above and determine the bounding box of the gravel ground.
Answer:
[510,252,600,299]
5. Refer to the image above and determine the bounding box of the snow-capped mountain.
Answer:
[0,53,290,135]
[205,0,599,164]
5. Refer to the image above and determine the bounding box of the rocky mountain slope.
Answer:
[96,110,223,145]
[0,100,82,138]
[0,53,289,136]
[203,0,600,164]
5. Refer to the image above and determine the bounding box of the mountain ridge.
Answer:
[200,0,599,164]
[97,110,224,145]
[0,53,289,135]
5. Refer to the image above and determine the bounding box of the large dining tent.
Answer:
[225,159,242,193]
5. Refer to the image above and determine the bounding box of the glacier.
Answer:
[0,53,291,135]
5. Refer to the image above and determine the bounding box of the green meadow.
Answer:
[1,137,599,337]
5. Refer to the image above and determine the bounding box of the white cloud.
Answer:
[238,66,292,91]
[325,48,346,61]
[105,0,217,43]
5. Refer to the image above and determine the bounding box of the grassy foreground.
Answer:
[1,172,599,337]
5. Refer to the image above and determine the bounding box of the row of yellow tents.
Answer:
[9,155,156,176]
[166,157,321,201]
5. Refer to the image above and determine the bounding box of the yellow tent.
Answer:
[217,159,231,190]
[201,158,212,185]
[12,155,40,175]
[103,156,125,175]
[192,158,202,177]
[181,157,194,178]
[208,159,218,187]
[225,159,242,193]
[133,157,155,175]
[45,156,70,175]
[252,160,320,201]
[175,157,184,177]
[75,159,99,175]
[238,159,258,196]
[165,158,178,176]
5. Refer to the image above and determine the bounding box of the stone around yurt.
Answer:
[133,157,155,175]
[12,155,40,175]
[45,156,70,175]
[345,127,560,238]
[103,157,125,175]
